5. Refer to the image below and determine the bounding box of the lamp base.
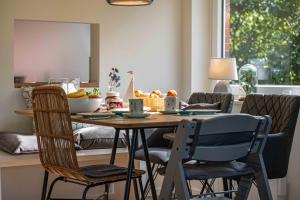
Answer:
[213,80,231,93]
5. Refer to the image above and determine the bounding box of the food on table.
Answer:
[152,90,162,96]
[167,90,177,97]
[88,95,100,99]
[134,89,177,98]
[140,93,148,97]
[86,88,101,98]
[150,93,160,98]
[67,89,86,98]
[134,89,166,111]
[134,90,143,97]
[106,91,123,110]
[68,88,101,99]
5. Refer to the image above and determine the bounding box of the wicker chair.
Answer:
[32,86,144,200]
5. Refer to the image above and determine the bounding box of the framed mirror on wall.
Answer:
[13,19,100,88]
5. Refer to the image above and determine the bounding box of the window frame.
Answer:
[219,0,300,91]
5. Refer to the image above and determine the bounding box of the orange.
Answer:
[167,90,177,97]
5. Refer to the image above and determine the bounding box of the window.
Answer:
[223,0,300,85]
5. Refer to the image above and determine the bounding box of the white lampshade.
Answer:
[208,58,238,80]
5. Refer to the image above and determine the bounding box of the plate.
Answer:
[178,110,193,116]
[77,112,115,119]
[112,110,130,116]
[187,109,220,115]
[123,113,150,118]
[159,110,179,115]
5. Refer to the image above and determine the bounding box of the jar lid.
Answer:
[106,91,120,97]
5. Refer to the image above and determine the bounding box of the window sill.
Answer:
[230,84,300,96]
[15,82,99,88]
[231,84,300,88]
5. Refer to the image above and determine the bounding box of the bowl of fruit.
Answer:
[67,88,102,113]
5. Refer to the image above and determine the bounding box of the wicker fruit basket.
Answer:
[139,97,164,112]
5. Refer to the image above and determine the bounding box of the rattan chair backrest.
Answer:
[32,86,87,181]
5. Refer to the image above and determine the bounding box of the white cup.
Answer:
[129,99,144,114]
[164,96,177,111]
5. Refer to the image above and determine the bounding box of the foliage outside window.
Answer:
[224,0,300,85]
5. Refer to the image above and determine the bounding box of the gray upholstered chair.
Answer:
[159,114,272,200]
[135,92,234,197]
[240,94,300,179]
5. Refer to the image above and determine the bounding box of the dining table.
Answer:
[15,109,221,200]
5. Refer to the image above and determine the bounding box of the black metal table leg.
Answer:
[41,170,49,200]
[140,128,158,200]
[124,129,138,200]
[110,129,120,164]
[125,129,140,200]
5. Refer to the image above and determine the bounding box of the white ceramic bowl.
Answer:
[68,98,102,113]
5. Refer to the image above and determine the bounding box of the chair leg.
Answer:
[133,178,140,200]
[41,171,49,200]
[138,177,146,200]
[125,129,140,200]
[223,178,229,197]
[46,177,63,200]
[144,163,159,198]
[82,185,91,200]
[187,180,192,196]
[235,176,253,200]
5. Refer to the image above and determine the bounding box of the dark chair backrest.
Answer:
[32,86,88,182]
[188,114,271,162]
[160,114,271,200]
[188,92,234,113]
[241,94,300,178]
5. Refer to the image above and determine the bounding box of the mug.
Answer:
[164,96,177,111]
[129,99,144,114]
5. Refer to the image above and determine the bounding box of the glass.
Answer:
[48,78,80,94]
[239,64,258,95]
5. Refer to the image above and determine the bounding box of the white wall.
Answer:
[0,0,186,132]
[181,0,212,100]
[14,20,90,82]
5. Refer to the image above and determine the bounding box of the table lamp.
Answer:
[208,58,238,93]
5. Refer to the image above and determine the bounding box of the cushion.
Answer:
[180,101,221,110]
[187,92,234,113]
[157,161,254,180]
[72,122,93,131]
[135,147,171,165]
[0,132,38,154]
[81,164,128,178]
[75,126,127,150]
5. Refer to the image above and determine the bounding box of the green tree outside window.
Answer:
[227,0,300,85]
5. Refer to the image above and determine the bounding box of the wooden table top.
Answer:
[15,109,221,129]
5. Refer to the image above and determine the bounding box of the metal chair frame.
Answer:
[159,114,272,200]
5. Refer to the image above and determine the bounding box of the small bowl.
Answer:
[68,98,102,113]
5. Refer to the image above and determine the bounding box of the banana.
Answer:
[67,89,86,98]
[78,95,89,99]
